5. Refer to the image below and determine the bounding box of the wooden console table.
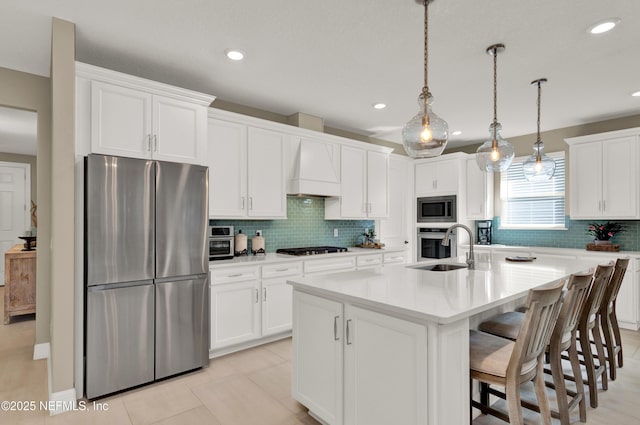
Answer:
[4,244,36,324]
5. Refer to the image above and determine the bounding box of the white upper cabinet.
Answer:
[208,113,287,219]
[567,129,639,219]
[325,145,391,219]
[77,62,213,165]
[415,157,460,196]
[466,155,494,220]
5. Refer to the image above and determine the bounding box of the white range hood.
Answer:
[287,137,340,197]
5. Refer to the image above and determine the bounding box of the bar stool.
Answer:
[573,263,615,408]
[469,280,565,425]
[478,272,594,425]
[598,257,630,381]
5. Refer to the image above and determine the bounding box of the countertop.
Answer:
[287,255,598,325]
[209,246,406,268]
[462,244,640,257]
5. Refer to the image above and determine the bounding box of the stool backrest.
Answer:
[600,258,630,314]
[551,272,593,349]
[580,264,615,326]
[509,280,565,377]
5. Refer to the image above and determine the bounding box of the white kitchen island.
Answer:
[288,255,599,425]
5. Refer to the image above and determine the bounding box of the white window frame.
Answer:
[499,151,566,230]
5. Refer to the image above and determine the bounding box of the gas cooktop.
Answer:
[276,246,349,256]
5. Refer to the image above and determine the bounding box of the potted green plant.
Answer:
[587,222,625,245]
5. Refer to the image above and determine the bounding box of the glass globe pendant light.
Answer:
[402,0,448,158]
[476,44,514,172]
[523,78,556,181]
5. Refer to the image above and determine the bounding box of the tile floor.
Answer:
[1,285,639,424]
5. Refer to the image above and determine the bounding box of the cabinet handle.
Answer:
[147,134,152,151]
[603,200,606,212]
[153,134,158,152]
[241,197,245,210]
[249,197,253,210]
[263,288,267,302]
[255,288,259,304]
[346,319,353,345]
[334,316,340,341]
[275,268,288,272]
[228,273,242,277]
[598,200,601,212]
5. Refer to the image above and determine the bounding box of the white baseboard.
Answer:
[33,342,50,360]
[48,388,78,415]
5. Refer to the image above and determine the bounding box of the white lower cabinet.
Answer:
[356,253,382,270]
[210,262,301,352]
[293,291,344,425]
[210,279,261,349]
[292,290,428,425]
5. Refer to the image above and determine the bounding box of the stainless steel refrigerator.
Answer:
[84,154,209,399]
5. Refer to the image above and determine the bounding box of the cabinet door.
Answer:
[210,280,261,350]
[570,142,603,218]
[344,305,428,425]
[366,151,389,218]
[379,155,411,251]
[292,291,343,425]
[466,157,493,220]
[615,265,636,327]
[415,159,458,196]
[602,137,637,218]
[153,95,207,165]
[208,119,248,218]
[247,127,287,218]
[261,276,296,336]
[91,81,152,159]
[340,146,367,218]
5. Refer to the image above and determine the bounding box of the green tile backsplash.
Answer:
[210,196,374,253]
[484,216,640,251]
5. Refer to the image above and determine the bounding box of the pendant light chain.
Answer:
[422,0,429,98]
[492,45,498,142]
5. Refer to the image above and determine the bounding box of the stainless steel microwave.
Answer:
[209,225,234,260]
[417,195,457,223]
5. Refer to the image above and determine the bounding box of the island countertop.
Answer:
[287,255,599,325]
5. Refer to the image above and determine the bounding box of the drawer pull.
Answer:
[228,273,242,278]
[275,268,288,272]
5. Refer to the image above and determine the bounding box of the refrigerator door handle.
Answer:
[155,274,208,284]
[88,280,154,292]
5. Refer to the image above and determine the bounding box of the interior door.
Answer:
[0,162,29,286]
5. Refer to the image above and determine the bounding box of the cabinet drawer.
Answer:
[210,266,260,285]
[383,252,405,265]
[304,256,357,275]
[357,254,382,268]
[262,262,303,279]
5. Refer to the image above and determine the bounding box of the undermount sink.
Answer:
[412,263,468,272]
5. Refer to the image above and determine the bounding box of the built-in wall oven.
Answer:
[417,195,456,223]
[417,227,456,262]
[209,226,234,260]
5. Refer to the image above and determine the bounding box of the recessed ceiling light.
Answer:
[373,103,386,110]
[632,90,640,97]
[451,130,462,136]
[225,49,245,61]
[588,18,620,34]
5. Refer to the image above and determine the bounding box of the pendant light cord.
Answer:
[492,46,498,142]
[536,80,542,146]
[422,0,429,98]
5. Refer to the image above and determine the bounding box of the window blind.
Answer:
[500,152,565,229]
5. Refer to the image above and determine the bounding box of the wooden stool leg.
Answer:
[506,378,524,425]
[550,347,571,425]
[534,357,552,425]
[580,328,598,408]
[592,321,608,391]
[601,312,617,381]
[480,382,490,407]
[611,310,623,368]
[568,337,587,423]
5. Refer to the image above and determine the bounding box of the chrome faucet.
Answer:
[442,224,474,269]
